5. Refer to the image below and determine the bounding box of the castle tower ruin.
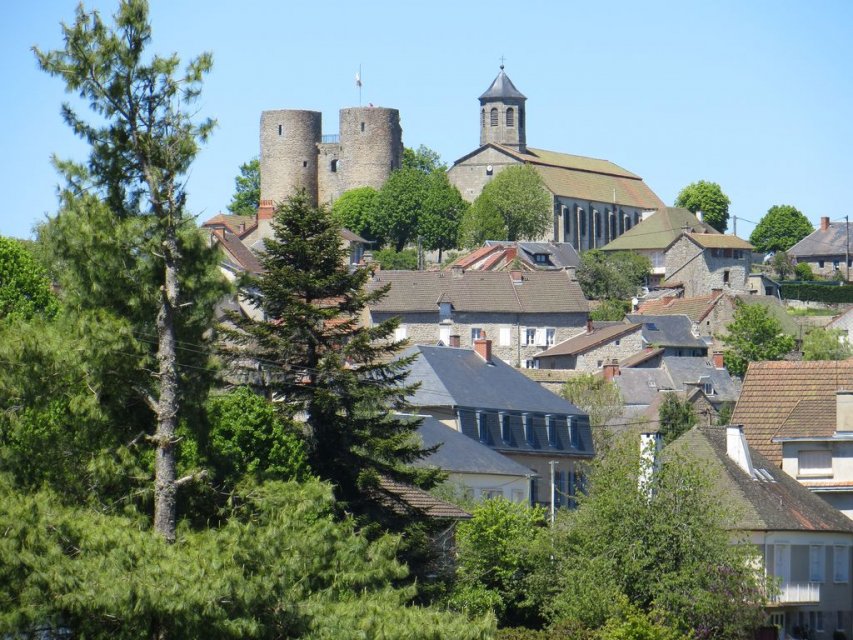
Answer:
[259,109,322,206]
[337,107,403,195]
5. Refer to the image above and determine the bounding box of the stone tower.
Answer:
[479,66,526,152]
[259,109,322,206]
[337,107,403,194]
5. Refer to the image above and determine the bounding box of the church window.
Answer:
[595,210,602,238]
[579,209,586,236]
[506,108,514,127]
[490,108,498,127]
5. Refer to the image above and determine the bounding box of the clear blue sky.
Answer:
[3,0,853,240]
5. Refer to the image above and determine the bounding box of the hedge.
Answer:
[780,282,853,303]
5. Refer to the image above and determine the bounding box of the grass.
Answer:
[786,307,840,317]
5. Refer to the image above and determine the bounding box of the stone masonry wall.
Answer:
[339,107,402,195]
[447,146,522,203]
[260,110,321,206]
[664,236,751,298]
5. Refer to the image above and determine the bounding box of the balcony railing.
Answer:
[770,582,820,605]
[321,134,339,144]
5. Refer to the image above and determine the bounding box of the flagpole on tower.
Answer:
[356,64,362,106]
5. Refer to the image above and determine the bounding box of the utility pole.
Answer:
[549,460,558,525]
[846,215,850,283]
[733,215,737,237]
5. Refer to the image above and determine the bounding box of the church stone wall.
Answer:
[260,110,321,207]
[447,147,522,202]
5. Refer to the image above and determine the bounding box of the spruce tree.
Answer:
[225,192,442,516]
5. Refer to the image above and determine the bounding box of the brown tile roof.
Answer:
[773,398,837,439]
[536,323,641,358]
[367,269,588,314]
[619,346,665,368]
[636,292,722,322]
[377,477,471,520]
[340,227,369,243]
[201,213,257,237]
[214,229,264,274]
[686,233,754,250]
[601,207,717,251]
[730,360,853,466]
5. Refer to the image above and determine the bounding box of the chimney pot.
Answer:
[712,351,725,369]
[586,317,594,334]
[473,334,492,363]
[820,216,830,231]
[603,358,621,381]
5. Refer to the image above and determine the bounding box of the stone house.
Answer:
[533,320,643,371]
[731,360,853,520]
[624,314,709,357]
[446,67,664,250]
[662,232,754,298]
[671,425,853,640]
[365,268,589,367]
[401,341,594,510]
[788,216,852,281]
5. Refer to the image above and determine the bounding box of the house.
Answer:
[446,67,665,250]
[730,360,853,519]
[600,207,718,286]
[401,340,594,509]
[663,232,754,297]
[449,241,580,273]
[671,425,853,640]
[365,268,589,367]
[749,272,783,298]
[789,217,852,281]
[625,314,709,357]
[533,320,644,371]
[827,307,853,345]
[413,414,533,504]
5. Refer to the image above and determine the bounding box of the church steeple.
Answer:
[479,65,527,152]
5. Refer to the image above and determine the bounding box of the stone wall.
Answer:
[338,107,402,195]
[664,236,751,298]
[569,330,644,372]
[555,197,645,251]
[260,110,321,206]
[447,146,522,202]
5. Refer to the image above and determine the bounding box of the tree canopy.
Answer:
[403,144,447,174]
[331,185,380,242]
[460,165,551,246]
[227,157,260,216]
[722,302,796,376]
[749,204,813,254]
[561,374,624,431]
[0,236,58,321]
[658,393,698,444]
[802,327,852,361]
[674,181,730,233]
[576,250,651,301]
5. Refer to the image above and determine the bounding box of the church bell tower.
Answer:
[479,65,527,152]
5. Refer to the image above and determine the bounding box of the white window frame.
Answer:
[798,450,833,477]
[524,359,539,369]
[810,545,825,582]
[834,545,850,583]
[471,327,483,341]
[481,488,504,500]
[524,327,536,346]
[545,327,556,346]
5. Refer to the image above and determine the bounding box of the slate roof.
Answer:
[636,292,723,322]
[788,222,850,258]
[661,356,741,403]
[414,415,536,477]
[625,314,708,349]
[620,347,665,367]
[672,427,853,534]
[684,233,754,250]
[367,269,588,314]
[479,68,526,101]
[376,477,471,520]
[730,360,853,465]
[612,368,674,406]
[601,207,718,251]
[535,323,642,358]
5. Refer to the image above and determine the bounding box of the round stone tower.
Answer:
[339,107,403,193]
[479,66,527,152]
[259,109,321,206]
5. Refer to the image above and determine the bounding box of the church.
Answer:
[447,67,665,251]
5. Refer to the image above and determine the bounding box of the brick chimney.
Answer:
[820,216,830,231]
[448,334,460,348]
[586,317,594,334]
[603,359,621,381]
[837,391,853,433]
[712,351,725,369]
[473,332,492,363]
[258,199,275,221]
[510,270,523,284]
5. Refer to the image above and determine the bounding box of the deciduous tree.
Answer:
[226,157,260,216]
[0,236,58,321]
[331,185,380,242]
[576,249,650,301]
[658,393,697,444]
[802,327,852,361]
[748,204,813,254]
[674,181,730,233]
[722,302,796,376]
[561,374,624,430]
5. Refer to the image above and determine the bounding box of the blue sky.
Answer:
[2,0,852,240]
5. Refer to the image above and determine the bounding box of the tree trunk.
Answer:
[153,235,181,543]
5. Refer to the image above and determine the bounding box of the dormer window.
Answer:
[523,413,533,445]
[546,415,556,447]
[439,302,452,320]
[500,412,511,443]
[477,411,488,444]
[534,253,548,264]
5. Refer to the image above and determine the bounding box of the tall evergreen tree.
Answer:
[224,191,442,515]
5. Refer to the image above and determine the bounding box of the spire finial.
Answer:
[499,55,506,70]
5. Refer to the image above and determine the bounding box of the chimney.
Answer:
[510,270,523,284]
[603,359,621,381]
[820,216,830,231]
[448,334,460,348]
[473,332,492,363]
[837,391,853,433]
[638,432,662,495]
[586,317,594,334]
[712,351,725,369]
[258,199,275,221]
[726,425,755,476]
[451,265,464,279]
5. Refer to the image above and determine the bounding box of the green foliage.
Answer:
[577,250,651,300]
[0,476,493,639]
[331,186,380,242]
[0,236,58,320]
[722,302,796,376]
[205,387,309,486]
[403,144,447,174]
[714,402,734,426]
[227,157,260,216]
[460,166,551,246]
[802,327,852,361]
[771,251,794,280]
[561,374,624,430]
[451,499,548,627]
[674,181,731,233]
[419,171,468,258]
[781,282,853,303]
[589,299,631,321]
[749,204,813,253]
[658,393,698,445]
[794,261,815,280]
[596,608,688,640]
[374,247,419,270]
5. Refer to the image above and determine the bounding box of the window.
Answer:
[360,121,365,132]
[439,325,451,345]
[799,450,832,477]
[568,417,578,448]
[579,209,586,236]
[525,359,539,369]
[534,253,548,264]
[838,611,845,632]
[733,250,742,259]
[511,489,525,503]
[471,327,483,341]
[810,545,825,582]
[439,301,452,319]
[702,381,715,395]
[723,270,730,284]
[500,413,511,443]
[523,413,533,444]
[525,327,537,345]
[302,160,308,167]
[486,166,493,176]
[595,210,602,238]
[481,109,485,128]
[499,327,512,346]
[835,545,850,582]
[477,411,488,443]
[546,415,556,447]
[625,217,632,231]
[394,326,407,341]
[278,124,283,135]
[546,328,556,346]
[490,108,498,126]
[482,488,503,499]
[615,339,621,346]
[834,260,840,269]
[819,260,825,268]
[816,611,824,633]
[330,159,338,172]
[506,107,514,127]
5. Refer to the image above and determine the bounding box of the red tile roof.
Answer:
[636,292,723,322]
[536,323,641,358]
[377,477,471,520]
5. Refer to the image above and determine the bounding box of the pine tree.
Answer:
[225,191,442,515]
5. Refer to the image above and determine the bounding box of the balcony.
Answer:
[770,582,820,605]
[321,134,339,144]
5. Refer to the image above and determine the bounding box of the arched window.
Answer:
[506,107,514,127]
[330,159,338,173]
[579,208,586,236]
[595,210,602,238]
[490,107,498,127]
[625,216,632,231]
[481,109,485,128]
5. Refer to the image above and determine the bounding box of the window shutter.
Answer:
[499,327,511,346]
